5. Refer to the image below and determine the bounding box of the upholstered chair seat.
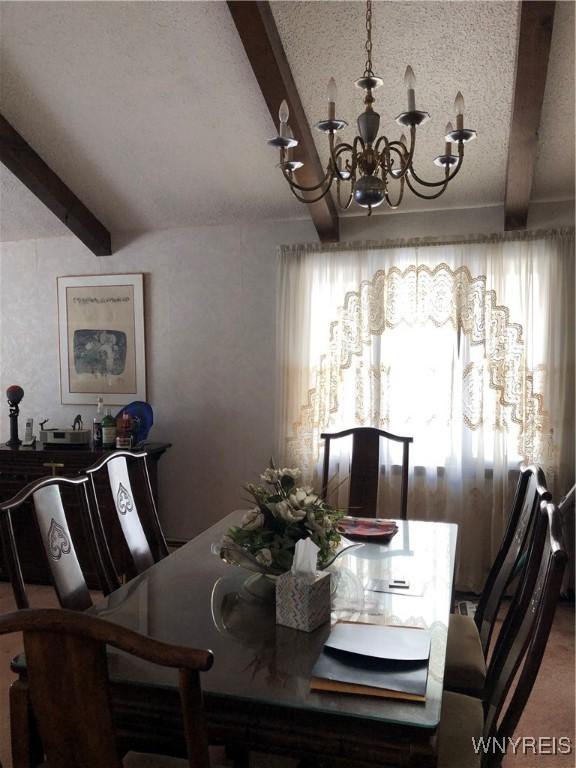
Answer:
[443,614,486,696]
[436,691,483,768]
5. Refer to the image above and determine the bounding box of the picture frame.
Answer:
[57,273,146,405]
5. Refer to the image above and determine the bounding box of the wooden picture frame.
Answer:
[57,274,146,405]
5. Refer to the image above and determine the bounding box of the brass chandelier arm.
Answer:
[332,143,355,181]
[384,173,406,209]
[408,143,465,188]
[405,170,451,200]
[385,143,413,181]
[376,131,415,180]
[290,177,333,203]
[281,165,334,193]
[336,177,355,209]
[330,134,362,181]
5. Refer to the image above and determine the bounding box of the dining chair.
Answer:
[436,500,567,768]
[0,607,214,768]
[0,474,116,610]
[320,427,413,519]
[443,464,550,697]
[85,450,169,590]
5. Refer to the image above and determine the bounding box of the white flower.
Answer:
[280,467,301,481]
[256,548,272,567]
[305,510,326,534]
[261,468,280,483]
[241,507,264,530]
[288,488,319,509]
[274,499,306,523]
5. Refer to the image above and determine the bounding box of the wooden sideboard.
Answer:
[0,442,171,589]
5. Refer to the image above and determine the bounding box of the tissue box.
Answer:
[276,571,331,632]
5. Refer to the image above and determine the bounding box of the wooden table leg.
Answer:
[10,679,43,768]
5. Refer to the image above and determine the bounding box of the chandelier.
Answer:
[268,0,477,215]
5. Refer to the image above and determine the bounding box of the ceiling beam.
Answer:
[227,1,339,243]
[504,1,555,230]
[0,114,112,255]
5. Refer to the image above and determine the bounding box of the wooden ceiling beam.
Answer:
[0,114,112,255]
[227,1,339,243]
[504,1,555,231]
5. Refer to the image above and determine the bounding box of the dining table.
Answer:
[13,512,457,768]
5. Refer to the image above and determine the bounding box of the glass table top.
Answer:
[90,513,457,730]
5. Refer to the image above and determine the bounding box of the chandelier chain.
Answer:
[364,0,374,77]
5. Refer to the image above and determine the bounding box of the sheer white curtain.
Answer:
[277,229,574,592]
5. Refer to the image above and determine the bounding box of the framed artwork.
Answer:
[57,273,146,405]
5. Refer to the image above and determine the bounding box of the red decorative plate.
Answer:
[337,517,399,542]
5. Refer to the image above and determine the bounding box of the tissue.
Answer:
[291,537,319,579]
[276,538,331,632]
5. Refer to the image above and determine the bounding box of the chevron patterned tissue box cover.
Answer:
[276,571,331,632]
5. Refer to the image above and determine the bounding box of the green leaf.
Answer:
[280,475,295,493]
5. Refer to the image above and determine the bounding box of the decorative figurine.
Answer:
[6,384,24,448]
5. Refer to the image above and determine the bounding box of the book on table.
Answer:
[310,623,431,701]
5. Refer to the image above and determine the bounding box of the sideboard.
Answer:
[0,442,171,589]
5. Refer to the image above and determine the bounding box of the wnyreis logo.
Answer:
[472,736,572,755]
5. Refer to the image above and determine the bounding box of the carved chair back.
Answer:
[0,475,113,610]
[321,427,413,519]
[86,451,169,589]
[474,464,550,657]
[480,502,566,768]
[0,607,213,768]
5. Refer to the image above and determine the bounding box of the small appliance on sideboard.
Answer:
[39,416,91,448]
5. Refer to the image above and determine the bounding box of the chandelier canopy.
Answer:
[268,0,477,215]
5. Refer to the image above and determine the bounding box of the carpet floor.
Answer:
[0,585,573,767]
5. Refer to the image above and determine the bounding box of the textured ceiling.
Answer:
[0,1,304,242]
[0,1,574,242]
[272,0,573,215]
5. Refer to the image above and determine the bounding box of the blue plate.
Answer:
[115,401,153,444]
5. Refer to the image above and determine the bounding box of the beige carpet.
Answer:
[0,585,573,767]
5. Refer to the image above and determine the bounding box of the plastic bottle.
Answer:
[101,408,117,449]
[92,396,104,448]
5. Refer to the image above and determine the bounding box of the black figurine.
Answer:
[6,384,24,448]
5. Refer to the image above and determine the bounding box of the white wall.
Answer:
[0,200,572,539]
[340,200,574,241]
[0,218,315,538]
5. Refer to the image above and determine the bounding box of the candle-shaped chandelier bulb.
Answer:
[286,125,294,158]
[327,77,337,102]
[444,121,454,154]
[279,99,289,137]
[454,91,465,130]
[399,133,407,147]
[327,77,337,120]
[404,66,416,111]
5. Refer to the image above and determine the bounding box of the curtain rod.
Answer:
[280,226,575,257]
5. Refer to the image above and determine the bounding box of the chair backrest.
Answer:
[86,451,169,588]
[320,427,413,519]
[474,464,550,657]
[0,607,213,768]
[0,475,112,610]
[481,502,567,768]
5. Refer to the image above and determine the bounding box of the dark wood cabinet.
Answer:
[0,442,170,589]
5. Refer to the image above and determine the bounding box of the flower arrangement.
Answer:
[219,463,343,576]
